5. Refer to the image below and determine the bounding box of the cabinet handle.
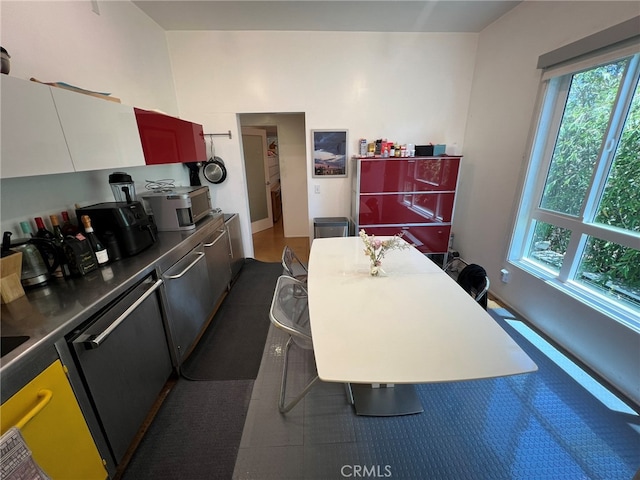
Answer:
[203,229,227,248]
[15,389,53,429]
[164,252,205,279]
[80,279,163,349]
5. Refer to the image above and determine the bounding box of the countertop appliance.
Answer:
[141,186,212,232]
[75,201,156,257]
[109,171,136,203]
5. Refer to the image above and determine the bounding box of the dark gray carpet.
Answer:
[120,379,254,480]
[181,259,283,381]
[120,259,283,480]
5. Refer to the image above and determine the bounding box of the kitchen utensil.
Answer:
[1,233,25,303]
[203,156,227,184]
[109,172,136,204]
[185,162,202,186]
[203,137,227,184]
[11,239,56,287]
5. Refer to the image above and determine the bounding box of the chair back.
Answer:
[270,275,313,349]
[457,264,490,310]
[282,246,308,280]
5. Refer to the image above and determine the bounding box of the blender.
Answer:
[109,172,136,204]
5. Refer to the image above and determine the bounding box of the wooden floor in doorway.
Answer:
[251,217,310,264]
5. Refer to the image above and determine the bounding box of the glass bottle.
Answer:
[20,221,33,238]
[50,214,65,243]
[50,214,71,278]
[34,217,54,240]
[60,211,79,236]
[81,215,109,266]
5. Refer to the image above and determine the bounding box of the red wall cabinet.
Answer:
[134,108,207,165]
[351,156,462,255]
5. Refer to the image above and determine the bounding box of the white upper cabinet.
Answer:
[50,87,145,172]
[1,76,74,178]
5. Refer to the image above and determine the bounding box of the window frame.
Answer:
[509,49,640,330]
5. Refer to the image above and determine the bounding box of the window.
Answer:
[511,49,640,326]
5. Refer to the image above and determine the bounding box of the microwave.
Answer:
[141,186,212,231]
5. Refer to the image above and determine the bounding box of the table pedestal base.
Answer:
[350,384,424,416]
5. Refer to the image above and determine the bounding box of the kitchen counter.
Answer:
[1,212,225,402]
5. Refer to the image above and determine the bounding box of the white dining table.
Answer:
[307,236,538,416]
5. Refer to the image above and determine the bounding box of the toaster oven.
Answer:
[141,186,212,231]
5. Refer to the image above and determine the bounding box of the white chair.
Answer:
[281,246,308,283]
[269,275,318,413]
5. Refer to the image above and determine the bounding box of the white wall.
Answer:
[458,2,640,405]
[0,0,189,236]
[166,30,478,241]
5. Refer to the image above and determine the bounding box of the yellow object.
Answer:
[1,360,107,479]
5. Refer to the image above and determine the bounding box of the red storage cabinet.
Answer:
[352,156,462,255]
[134,108,207,165]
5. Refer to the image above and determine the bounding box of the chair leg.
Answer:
[344,383,354,405]
[278,336,319,414]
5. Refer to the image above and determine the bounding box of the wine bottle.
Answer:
[49,214,71,278]
[20,221,33,238]
[60,211,79,236]
[34,217,54,240]
[50,214,65,243]
[81,215,109,266]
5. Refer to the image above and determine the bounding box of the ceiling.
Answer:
[132,1,522,33]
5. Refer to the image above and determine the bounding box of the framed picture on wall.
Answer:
[312,130,348,178]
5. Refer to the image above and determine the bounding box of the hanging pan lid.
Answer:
[203,156,227,184]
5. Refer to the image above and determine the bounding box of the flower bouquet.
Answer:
[359,229,409,276]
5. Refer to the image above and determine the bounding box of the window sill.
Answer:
[510,259,640,333]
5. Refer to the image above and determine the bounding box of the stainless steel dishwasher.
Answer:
[224,213,245,280]
[162,214,232,365]
[162,242,212,364]
[68,275,172,466]
[203,220,232,311]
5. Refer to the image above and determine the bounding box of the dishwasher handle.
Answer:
[203,228,227,248]
[75,279,163,349]
[163,251,205,279]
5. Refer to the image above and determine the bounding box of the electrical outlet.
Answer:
[500,269,510,283]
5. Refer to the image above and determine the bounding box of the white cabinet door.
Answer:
[0,76,74,178]
[51,88,145,172]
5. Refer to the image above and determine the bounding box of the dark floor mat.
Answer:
[120,379,254,480]
[180,259,282,380]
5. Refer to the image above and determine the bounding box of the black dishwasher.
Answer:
[68,276,172,465]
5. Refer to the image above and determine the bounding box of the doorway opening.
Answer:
[238,113,309,263]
